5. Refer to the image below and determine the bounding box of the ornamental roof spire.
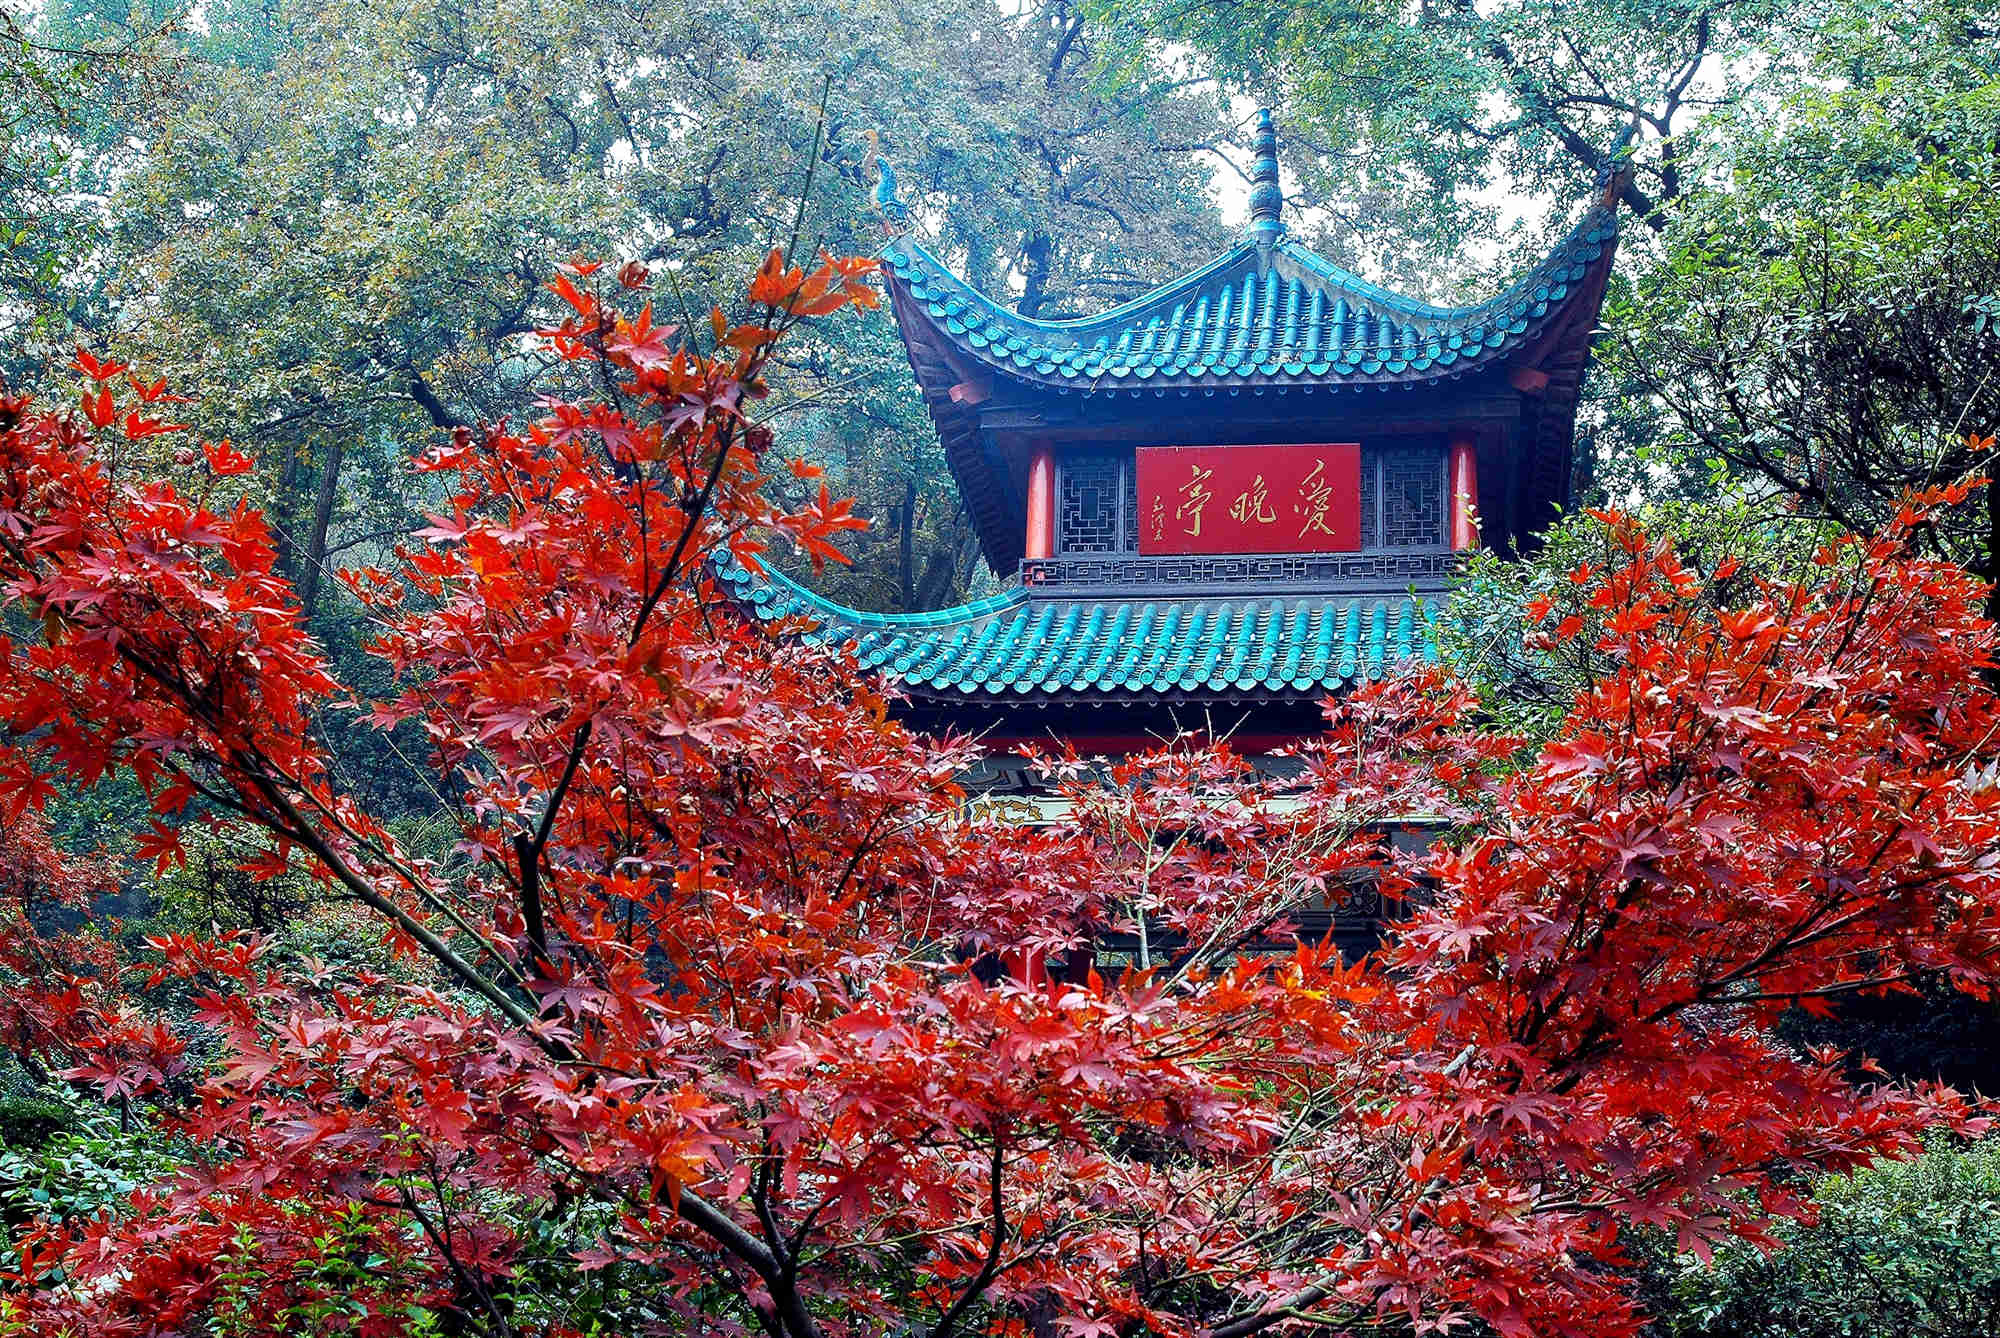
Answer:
[874,156,909,230]
[1246,108,1284,260]
[865,129,908,235]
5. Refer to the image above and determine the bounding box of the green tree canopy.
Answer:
[10,0,1245,618]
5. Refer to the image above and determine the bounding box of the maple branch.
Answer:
[248,774,542,1034]
[783,78,831,272]
[1731,973,1921,1004]
[1210,1283,1336,1338]
[674,1186,786,1282]
[752,1126,798,1283]
[930,1128,1009,1338]
[510,831,553,976]
[392,1180,514,1338]
[631,105,848,652]
[139,739,517,992]
[511,719,594,973]
[0,522,538,1021]
[576,1163,815,1338]
[783,1196,833,1274]
[630,416,737,642]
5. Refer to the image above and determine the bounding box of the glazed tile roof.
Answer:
[879,205,1618,394]
[716,555,1439,702]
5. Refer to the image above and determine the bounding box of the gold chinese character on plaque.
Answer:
[1295,458,1335,538]
[1176,463,1214,537]
[1228,473,1277,526]
[1148,494,1167,543]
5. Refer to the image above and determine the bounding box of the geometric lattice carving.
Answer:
[1361,445,1446,550]
[1057,452,1138,554]
[1125,467,1139,550]
[1381,446,1446,547]
[1019,548,1457,595]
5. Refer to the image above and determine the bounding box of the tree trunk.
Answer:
[957,527,983,591]
[270,440,303,577]
[1018,232,1055,317]
[915,548,955,610]
[296,441,344,615]
[408,371,466,430]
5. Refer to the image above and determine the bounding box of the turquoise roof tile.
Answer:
[718,556,1439,702]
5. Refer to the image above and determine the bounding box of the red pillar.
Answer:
[1448,433,1480,552]
[1024,445,1056,561]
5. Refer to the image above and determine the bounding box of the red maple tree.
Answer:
[0,253,1996,1338]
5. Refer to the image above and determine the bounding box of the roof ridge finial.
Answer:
[1247,107,1284,261]
[867,129,909,235]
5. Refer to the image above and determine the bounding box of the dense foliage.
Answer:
[1438,489,1839,740]
[5,1,2000,1334]
[1662,1137,2000,1338]
[1607,70,2000,606]
[4,0,1243,620]
[1442,489,2000,1106]
[0,254,1997,1336]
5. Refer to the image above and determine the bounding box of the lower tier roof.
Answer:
[715,556,1439,703]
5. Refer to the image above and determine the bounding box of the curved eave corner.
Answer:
[877,199,1619,397]
[715,553,1444,704]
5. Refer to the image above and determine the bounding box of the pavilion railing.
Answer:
[1019,548,1459,597]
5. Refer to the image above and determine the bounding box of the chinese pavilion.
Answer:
[720,113,1624,775]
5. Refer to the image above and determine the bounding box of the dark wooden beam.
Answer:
[977,386,1525,440]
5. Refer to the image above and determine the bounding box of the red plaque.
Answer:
[1134,444,1362,555]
